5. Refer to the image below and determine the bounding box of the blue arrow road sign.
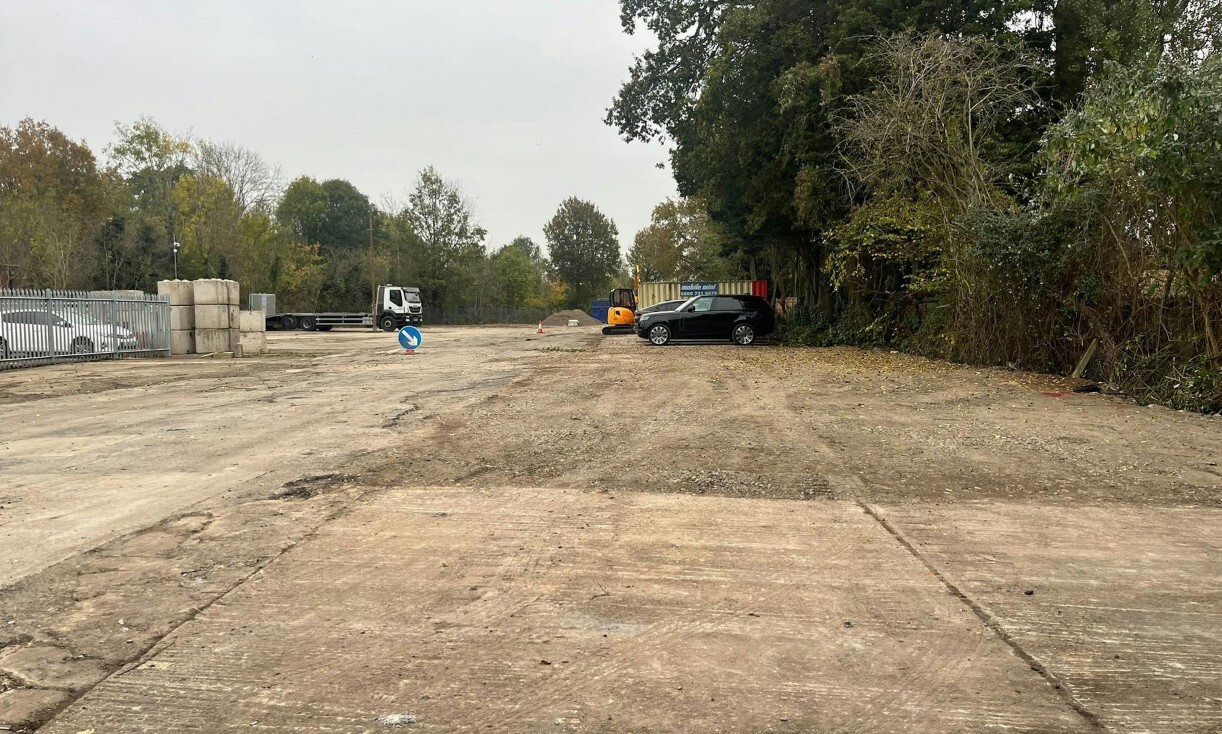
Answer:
[398,326,423,351]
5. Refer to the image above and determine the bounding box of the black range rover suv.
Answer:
[634,294,775,346]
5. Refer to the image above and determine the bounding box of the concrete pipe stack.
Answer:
[193,279,240,354]
[238,310,267,357]
[157,280,196,355]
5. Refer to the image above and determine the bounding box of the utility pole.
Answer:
[369,208,376,320]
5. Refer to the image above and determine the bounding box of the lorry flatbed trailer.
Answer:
[252,286,424,333]
[267,312,377,331]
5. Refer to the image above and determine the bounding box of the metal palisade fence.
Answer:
[0,289,171,371]
[422,304,551,325]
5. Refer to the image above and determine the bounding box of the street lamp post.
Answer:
[172,241,181,279]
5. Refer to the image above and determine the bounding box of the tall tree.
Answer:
[275,176,378,309]
[275,177,327,245]
[0,119,116,288]
[491,244,542,307]
[398,166,488,311]
[275,176,372,251]
[171,173,243,279]
[629,198,736,281]
[1044,0,1222,103]
[231,211,326,312]
[544,197,621,307]
[195,140,283,213]
[106,117,194,285]
[505,235,548,271]
[606,0,1179,308]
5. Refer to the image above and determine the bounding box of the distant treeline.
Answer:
[0,119,643,317]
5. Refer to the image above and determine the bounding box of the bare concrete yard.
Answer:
[1,327,1218,733]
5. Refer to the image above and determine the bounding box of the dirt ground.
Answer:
[0,326,1218,733]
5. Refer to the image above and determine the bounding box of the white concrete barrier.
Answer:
[170,331,195,356]
[239,331,267,356]
[170,306,195,332]
[194,328,232,354]
[194,305,230,331]
[192,279,228,306]
[239,310,266,333]
[157,280,195,307]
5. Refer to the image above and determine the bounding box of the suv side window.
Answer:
[713,297,742,311]
[691,297,715,313]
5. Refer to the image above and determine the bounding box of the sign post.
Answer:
[397,325,423,354]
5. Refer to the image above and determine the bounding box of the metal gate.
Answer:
[0,289,171,371]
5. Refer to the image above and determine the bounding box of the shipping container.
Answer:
[638,280,768,309]
[589,299,611,323]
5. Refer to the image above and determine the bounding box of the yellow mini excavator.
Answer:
[601,266,641,335]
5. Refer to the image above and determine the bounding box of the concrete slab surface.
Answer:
[43,489,1092,734]
[0,327,583,587]
[6,328,1219,733]
[878,502,1222,734]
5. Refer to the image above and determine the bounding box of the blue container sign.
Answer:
[679,282,719,297]
[398,326,423,351]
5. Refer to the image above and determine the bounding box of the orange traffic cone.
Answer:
[537,321,545,334]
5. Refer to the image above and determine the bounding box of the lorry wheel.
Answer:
[0,337,8,359]
[300,316,318,331]
[379,315,397,332]
[279,315,298,331]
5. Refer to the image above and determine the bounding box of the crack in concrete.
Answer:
[109,491,367,684]
[15,492,368,732]
[856,500,1108,732]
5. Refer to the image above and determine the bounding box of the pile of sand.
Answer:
[542,309,602,327]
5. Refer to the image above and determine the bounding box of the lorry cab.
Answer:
[376,285,424,332]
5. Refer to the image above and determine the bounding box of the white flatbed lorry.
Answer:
[251,285,423,332]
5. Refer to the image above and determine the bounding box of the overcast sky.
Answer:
[0,0,676,254]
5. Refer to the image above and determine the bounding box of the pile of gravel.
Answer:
[541,309,602,326]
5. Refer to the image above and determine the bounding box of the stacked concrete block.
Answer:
[192,279,240,354]
[238,310,267,357]
[157,280,196,355]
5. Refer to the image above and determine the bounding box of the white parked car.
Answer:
[0,309,137,358]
